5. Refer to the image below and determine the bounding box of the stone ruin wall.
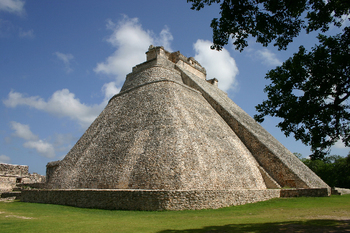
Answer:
[0,163,45,192]
[0,163,29,177]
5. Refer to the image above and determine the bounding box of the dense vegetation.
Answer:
[301,152,350,188]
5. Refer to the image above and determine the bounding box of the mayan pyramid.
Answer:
[22,46,329,210]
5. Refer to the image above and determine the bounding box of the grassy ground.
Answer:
[0,195,349,233]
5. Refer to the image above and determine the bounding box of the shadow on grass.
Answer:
[158,219,350,233]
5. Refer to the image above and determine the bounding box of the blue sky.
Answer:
[1,0,348,174]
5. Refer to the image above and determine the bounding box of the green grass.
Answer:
[1,195,349,232]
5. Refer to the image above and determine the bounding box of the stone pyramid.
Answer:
[23,46,329,210]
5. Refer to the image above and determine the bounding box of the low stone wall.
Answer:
[21,188,331,210]
[280,188,329,197]
[1,191,21,199]
[21,189,281,210]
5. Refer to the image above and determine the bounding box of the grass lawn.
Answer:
[0,195,349,232]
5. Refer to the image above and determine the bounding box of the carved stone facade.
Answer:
[22,46,330,210]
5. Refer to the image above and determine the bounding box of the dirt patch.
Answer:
[0,211,35,220]
[0,197,16,202]
[4,215,35,220]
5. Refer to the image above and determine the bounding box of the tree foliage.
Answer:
[301,153,350,188]
[188,0,350,51]
[188,0,350,159]
[255,29,350,159]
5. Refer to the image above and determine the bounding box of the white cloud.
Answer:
[10,121,39,141]
[333,138,347,149]
[94,16,173,85]
[44,89,102,126]
[19,28,34,38]
[53,133,76,152]
[10,121,56,158]
[0,0,25,14]
[0,154,11,164]
[102,81,121,103]
[8,122,76,158]
[4,89,103,128]
[54,52,74,73]
[194,39,239,92]
[94,17,153,83]
[3,15,175,149]
[23,140,55,158]
[4,16,174,130]
[54,52,73,64]
[156,26,173,52]
[3,91,46,108]
[255,49,282,66]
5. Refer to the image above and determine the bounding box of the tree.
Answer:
[301,153,350,188]
[188,0,350,159]
[255,29,350,159]
[188,0,350,51]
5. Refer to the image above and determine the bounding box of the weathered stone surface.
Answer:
[0,163,45,192]
[178,66,329,191]
[47,79,266,190]
[21,189,281,210]
[0,176,17,192]
[21,188,329,210]
[33,46,331,210]
[0,163,28,177]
